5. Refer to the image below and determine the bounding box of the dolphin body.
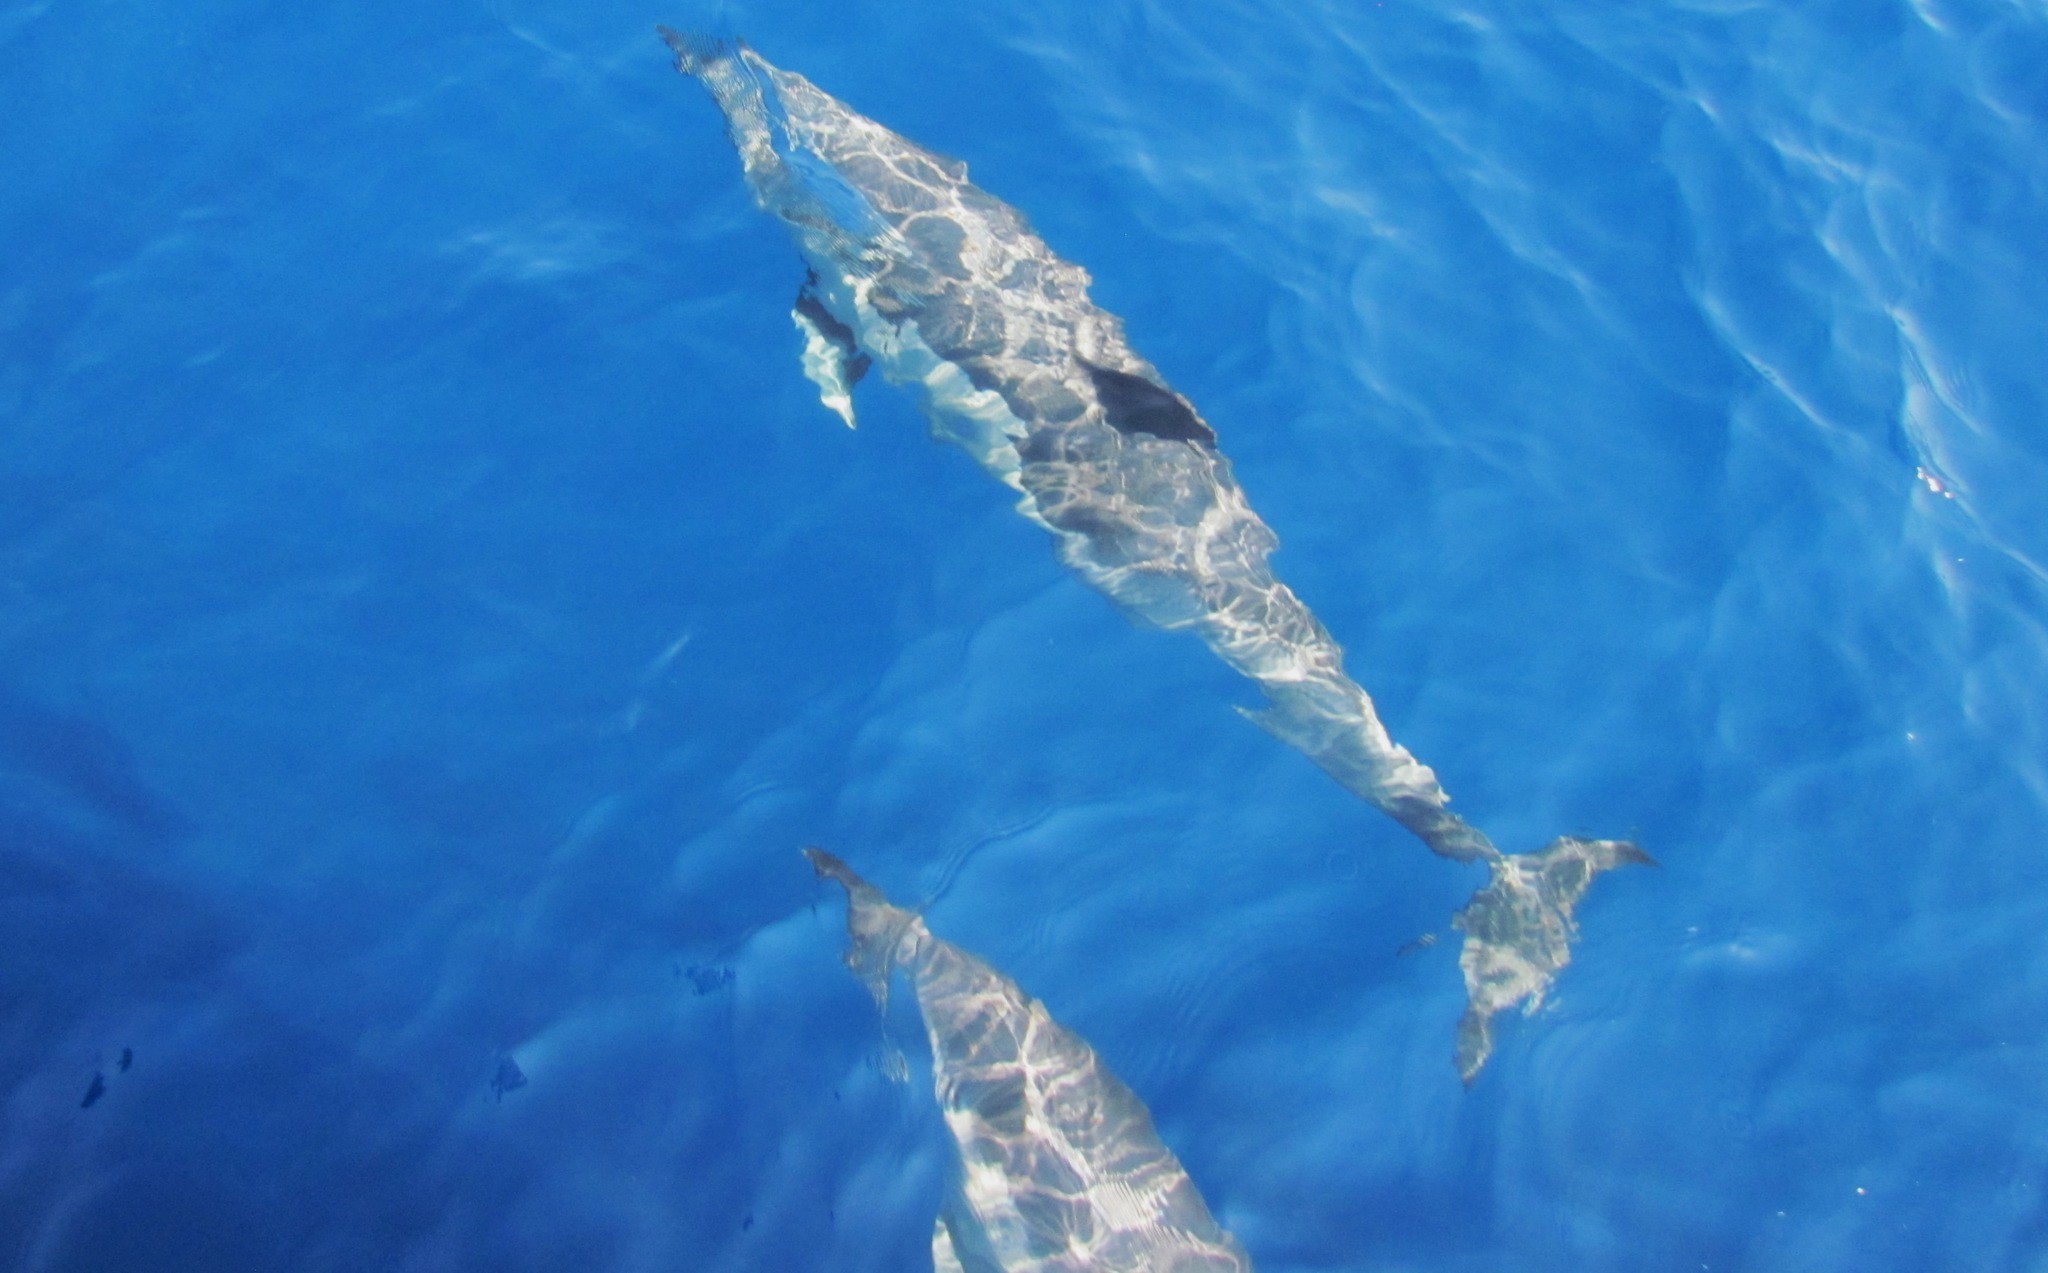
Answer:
[805,849,1254,1273]
[666,32,1648,1080]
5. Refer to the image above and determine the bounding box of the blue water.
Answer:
[5,0,2047,1269]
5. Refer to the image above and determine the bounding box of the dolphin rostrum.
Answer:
[666,32,1649,1080]
[805,848,1254,1272]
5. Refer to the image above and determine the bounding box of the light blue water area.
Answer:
[3,0,2046,1269]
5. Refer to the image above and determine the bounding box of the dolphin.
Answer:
[665,32,1649,1080]
[805,848,1254,1273]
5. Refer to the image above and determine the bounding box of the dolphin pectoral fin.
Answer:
[1450,836,1651,1083]
[932,1218,964,1273]
[792,275,868,429]
[932,1200,1002,1273]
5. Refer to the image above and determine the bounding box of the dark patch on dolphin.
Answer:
[1078,358,1216,447]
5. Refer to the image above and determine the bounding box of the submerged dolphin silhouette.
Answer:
[666,32,1649,1080]
[805,848,1253,1272]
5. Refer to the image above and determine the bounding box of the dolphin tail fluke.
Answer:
[1450,835,1653,1083]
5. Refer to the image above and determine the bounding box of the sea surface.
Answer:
[5,0,2047,1269]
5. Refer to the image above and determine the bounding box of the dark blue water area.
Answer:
[4,0,2047,1269]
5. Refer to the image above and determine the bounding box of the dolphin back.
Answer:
[809,852,1255,1272]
